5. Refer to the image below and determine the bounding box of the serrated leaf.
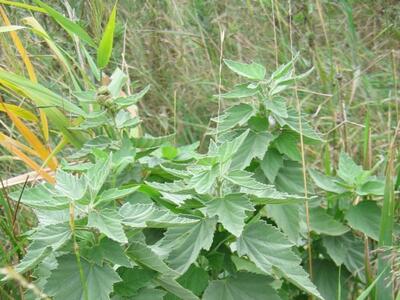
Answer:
[114,267,156,297]
[10,184,69,209]
[127,242,179,277]
[274,108,322,141]
[203,272,281,300]
[275,160,306,194]
[264,97,288,118]
[337,152,365,185]
[44,254,121,300]
[266,204,301,244]
[220,83,259,99]
[88,208,127,244]
[15,241,51,273]
[96,186,140,204]
[231,256,266,275]
[115,85,151,108]
[133,134,175,148]
[154,275,199,300]
[356,180,385,196]
[260,148,283,183]
[230,131,274,170]
[97,3,117,68]
[86,154,113,199]
[189,165,219,194]
[157,218,217,273]
[30,222,71,250]
[345,201,381,241]
[237,221,322,299]
[120,203,198,228]
[55,169,86,200]
[309,169,347,194]
[274,131,301,161]
[224,59,266,80]
[224,170,267,190]
[87,238,131,267]
[206,194,254,236]
[115,111,140,129]
[211,104,255,132]
[323,233,364,280]
[309,207,349,236]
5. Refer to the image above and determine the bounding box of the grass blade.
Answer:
[97,2,117,69]
[34,0,96,47]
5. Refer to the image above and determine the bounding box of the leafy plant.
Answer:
[1,3,398,300]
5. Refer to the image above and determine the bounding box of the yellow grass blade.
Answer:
[0,139,55,184]
[0,5,49,141]
[0,103,38,122]
[0,100,58,170]
[0,132,38,157]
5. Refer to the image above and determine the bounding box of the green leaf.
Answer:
[206,194,254,236]
[274,131,301,161]
[345,201,381,241]
[231,256,265,275]
[158,218,217,273]
[154,275,199,300]
[30,222,71,250]
[174,265,209,297]
[224,170,267,190]
[237,221,322,299]
[9,184,69,210]
[44,254,121,300]
[132,288,166,300]
[133,134,175,148]
[86,154,113,199]
[309,207,349,236]
[220,83,259,99]
[127,242,179,277]
[97,3,117,69]
[88,208,128,244]
[114,267,156,297]
[275,160,306,194]
[115,85,151,108]
[264,96,288,118]
[356,180,385,196]
[260,148,283,183]
[87,238,131,267]
[203,272,281,300]
[115,111,140,129]
[211,103,255,133]
[230,131,274,170]
[274,108,322,142]
[313,260,349,300]
[189,165,219,194]
[120,203,198,228]
[96,186,140,204]
[337,152,365,185]
[15,241,51,273]
[266,204,301,244]
[55,169,86,200]
[34,0,96,47]
[309,169,347,194]
[323,233,364,280]
[224,59,266,80]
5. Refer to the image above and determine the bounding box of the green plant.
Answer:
[3,51,396,300]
